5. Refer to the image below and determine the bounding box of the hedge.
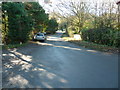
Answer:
[81,28,120,47]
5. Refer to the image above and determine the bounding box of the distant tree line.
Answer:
[57,1,119,47]
[2,2,58,45]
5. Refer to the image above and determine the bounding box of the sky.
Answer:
[38,0,118,14]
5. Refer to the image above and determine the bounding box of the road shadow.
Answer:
[2,47,68,88]
[36,39,116,56]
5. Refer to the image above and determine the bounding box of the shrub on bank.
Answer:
[81,28,120,47]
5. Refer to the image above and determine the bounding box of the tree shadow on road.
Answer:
[2,48,68,88]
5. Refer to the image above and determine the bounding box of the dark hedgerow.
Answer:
[81,28,120,48]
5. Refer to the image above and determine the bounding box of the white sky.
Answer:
[39,0,118,14]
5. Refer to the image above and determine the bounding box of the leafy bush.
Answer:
[81,28,120,47]
[46,18,58,34]
[2,2,32,44]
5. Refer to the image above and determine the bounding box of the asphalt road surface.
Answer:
[2,32,118,88]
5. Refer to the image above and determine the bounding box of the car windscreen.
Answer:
[37,33,44,36]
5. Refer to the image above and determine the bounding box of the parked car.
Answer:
[43,32,46,35]
[34,33,46,42]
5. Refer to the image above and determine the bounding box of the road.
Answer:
[2,32,118,88]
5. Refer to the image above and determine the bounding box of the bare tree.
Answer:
[56,0,90,33]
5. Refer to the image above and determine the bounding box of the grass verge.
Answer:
[62,34,119,54]
[3,42,28,49]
